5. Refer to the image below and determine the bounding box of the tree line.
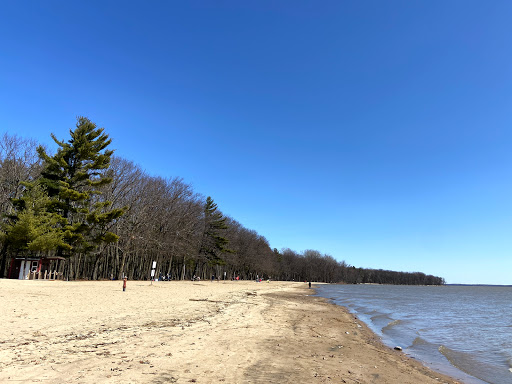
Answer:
[0,118,445,285]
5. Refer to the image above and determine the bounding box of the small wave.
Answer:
[412,337,430,346]
[439,345,507,384]
[382,319,403,332]
[503,353,512,369]
[365,310,379,315]
[370,313,392,322]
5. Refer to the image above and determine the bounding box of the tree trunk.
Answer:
[92,255,102,280]
[181,255,187,280]
[0,242,9,278]
[119,249,126,280]
[166,254,174,277]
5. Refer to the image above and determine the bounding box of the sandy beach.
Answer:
[0,280,463,383]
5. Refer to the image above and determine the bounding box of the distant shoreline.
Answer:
[446,283,512,287]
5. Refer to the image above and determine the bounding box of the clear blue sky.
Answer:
[1,1,511,284]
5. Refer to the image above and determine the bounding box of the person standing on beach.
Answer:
[123,277,127,291]
[309,281,312,289]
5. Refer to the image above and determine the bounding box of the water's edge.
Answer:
[314,285,488,384]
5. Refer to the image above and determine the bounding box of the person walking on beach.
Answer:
[309,281,311,289]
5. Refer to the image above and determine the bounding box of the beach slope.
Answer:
[0,280,461,383]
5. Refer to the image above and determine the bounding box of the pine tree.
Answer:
[36,117,125,256]
[1,183,68,255]
[199,196,232,265]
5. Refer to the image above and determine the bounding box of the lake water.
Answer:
[316,284,512,384]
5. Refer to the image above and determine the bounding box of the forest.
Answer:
[0,118,445,285]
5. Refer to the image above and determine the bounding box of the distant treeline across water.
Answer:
[0,120,444,285]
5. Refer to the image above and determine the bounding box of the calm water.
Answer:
[316,284,512,384]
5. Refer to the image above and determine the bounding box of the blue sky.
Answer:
[1,1,511,284]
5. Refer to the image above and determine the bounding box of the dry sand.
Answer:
[0,279,464,383]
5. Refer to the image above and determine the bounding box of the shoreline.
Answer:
[0,280,463,383]
[306,285,466,384]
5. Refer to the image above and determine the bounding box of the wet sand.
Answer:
[0,280,463,383]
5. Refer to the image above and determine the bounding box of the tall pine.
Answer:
[37,117,125,256]
[199,196,232,265]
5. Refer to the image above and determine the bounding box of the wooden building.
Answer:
[7,256,65,280]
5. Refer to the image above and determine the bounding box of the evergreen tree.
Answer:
[36,117,125,256]
[1,183,68,255]
[199,196,232,265]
